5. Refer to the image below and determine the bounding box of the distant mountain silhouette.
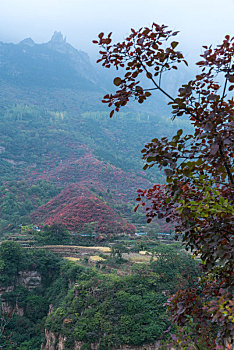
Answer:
[0,32,101,90]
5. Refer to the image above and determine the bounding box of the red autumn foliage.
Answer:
[46,152,151,200]
[31,183,135,235]
[94,23,234,348]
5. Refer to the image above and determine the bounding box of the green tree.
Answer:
[110,243,129,260]
[37,223,71,245]
[0,241,24,285]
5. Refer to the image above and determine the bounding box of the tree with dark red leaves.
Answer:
[94,24,233,349]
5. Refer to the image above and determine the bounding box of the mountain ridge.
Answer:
[0,31,102,90]
[0,33,183,235]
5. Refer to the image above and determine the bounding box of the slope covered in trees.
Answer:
[0,242,199,350]
[0,33,193,236]
[0,102,184,235]
[31,184,135,234]
[1,25,231,350]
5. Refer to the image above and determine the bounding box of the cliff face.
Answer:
[0,270,41,296]
[0,270,41,316]
[41,330,57,350]
[17,270,41,290]
[1,300,24,316]
[41,330,162,350]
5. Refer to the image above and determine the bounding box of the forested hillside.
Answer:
[0,34,194,236]
[0,33,198,350]
[0,102,188,235]
[0,241,199,350]
[0,0,233,345]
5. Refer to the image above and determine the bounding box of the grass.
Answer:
[40,245,111,252]
[127,253,158,263]
[64,257,80,262]
[139,250,152,255]
[89,255,106,262]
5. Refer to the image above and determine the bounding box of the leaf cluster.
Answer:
[95,25,234,347]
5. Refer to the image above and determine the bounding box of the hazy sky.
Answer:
[0,0,233,61]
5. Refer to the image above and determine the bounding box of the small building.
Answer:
[135,232,147,236]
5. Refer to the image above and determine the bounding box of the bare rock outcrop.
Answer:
[0,270,42,316]
[41,330,57,350]
[42,330,162,350]
[18,270,41,290]
[1,301,24,316]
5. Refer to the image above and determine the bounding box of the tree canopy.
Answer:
[94,24,233,349]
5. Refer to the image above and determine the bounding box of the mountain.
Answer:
[0,32,107,114]
[0,102,179,235]
[0,31,101,90]
[31,183,136,235]
[0,34,190,236]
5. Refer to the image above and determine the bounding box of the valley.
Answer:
[0,32,200,350]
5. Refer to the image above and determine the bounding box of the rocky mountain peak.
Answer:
[50,31,66,44]
[0,32,101,89]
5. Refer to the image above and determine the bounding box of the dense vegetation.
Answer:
[0,241,199,350]
[0,103,188,235]
[0,242,61,349]
[0,31,219,350]
[0,104,187,182]
[0,34,192,236]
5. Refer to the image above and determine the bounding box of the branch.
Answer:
[218,144,234,185]
[138,58,201,122]
[221,59,232,104]
[142,88,158,91]
[139,58,175,101]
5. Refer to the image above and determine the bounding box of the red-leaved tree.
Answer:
[94,24,233,349]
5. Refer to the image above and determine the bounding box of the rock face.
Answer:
[50,31,66,44]
[18,270,41,290]
[0,270,42,316]
[42,330,162,350]
[0,270,41,297]
[0,146,6,154]
[1,300,24,316]
[0,285,14,297]
[41,330,57,350]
